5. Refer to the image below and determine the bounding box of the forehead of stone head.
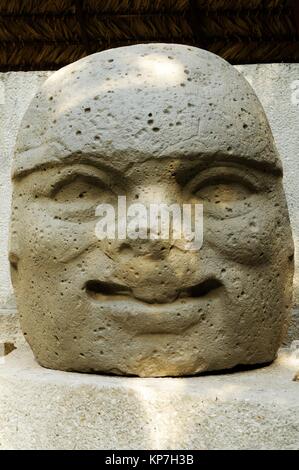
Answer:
[13,43,281,176]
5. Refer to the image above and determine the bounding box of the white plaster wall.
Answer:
[236,64,299,306]
[0,66,298,335]
[0,72,51,309]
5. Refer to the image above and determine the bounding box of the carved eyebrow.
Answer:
[63,153,126,179]
[13,149,282,182]
[173,152,282,185]
[48,170,113,197]
[13,152,127,182]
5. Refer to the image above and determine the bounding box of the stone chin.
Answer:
[9,43,294,377]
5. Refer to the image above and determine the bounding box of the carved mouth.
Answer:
[85,280,131,298]
[85,278,222,303]
[179,278,222,298]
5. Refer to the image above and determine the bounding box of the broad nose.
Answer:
[115,237,172,260]
[100,237,181,303]
[98,184,184,263]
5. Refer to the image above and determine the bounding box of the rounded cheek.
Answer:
[18,203,97,266]
[204,203,284,264]
[14,205,97,326]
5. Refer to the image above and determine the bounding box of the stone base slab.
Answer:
[0,345,299,450]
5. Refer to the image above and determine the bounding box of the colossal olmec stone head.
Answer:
[10,44,294,377]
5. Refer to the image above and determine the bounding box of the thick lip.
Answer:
[85,278,222,304]
[84,277,223,333]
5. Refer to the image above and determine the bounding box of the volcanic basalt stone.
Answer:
[9,44,294,377]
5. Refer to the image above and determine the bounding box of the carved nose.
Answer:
[118,240,179,303]
[118,238,171,260]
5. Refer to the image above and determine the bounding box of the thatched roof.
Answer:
[0,0,298,70]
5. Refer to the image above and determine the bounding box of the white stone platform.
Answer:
[0,344,298,450]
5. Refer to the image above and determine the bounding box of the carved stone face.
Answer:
[10,44,294,376]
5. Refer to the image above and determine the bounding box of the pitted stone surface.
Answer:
[10,44,294,377]
[13,45,281,176]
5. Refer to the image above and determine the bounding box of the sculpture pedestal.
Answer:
[0,344,298,450]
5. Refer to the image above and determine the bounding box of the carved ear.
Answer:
[8,248,20,286]
[9,185,22,287]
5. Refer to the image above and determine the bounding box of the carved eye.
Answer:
[51,175,111,203]
[195,180,253,204]
[187,168,260,219]
[46,174,117,223]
